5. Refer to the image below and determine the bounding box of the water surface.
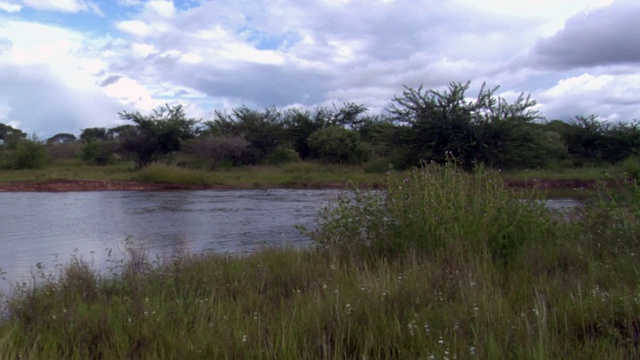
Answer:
[0,189,342,295]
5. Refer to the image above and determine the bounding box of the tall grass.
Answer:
[309,163,556,265]
[1,164,639,358]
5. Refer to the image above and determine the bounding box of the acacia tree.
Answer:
[118,104,198,168]
[0,123,27,146]
[205,106,284,165]
[389,81,543,170]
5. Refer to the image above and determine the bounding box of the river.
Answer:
[0,189,580,297]
[0,189,344,296]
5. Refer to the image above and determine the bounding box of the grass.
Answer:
[502,165,623,182]
[0,160,387,188]
[1,163,640,358]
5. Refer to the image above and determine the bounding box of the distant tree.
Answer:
[184,135,249,169]
[282,108,325,160]
[118,104,198,168]
[205,106,284,165]
[46,133,77,145]
[80,127,109,143]
[107,124,137,139]
[308,126,370,164]
[0,123,27,146]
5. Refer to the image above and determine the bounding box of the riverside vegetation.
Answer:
[1,163,640,359]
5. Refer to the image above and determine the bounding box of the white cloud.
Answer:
[20,0,93,13]
[535,73,640,121]
[145,0,175,18]
[0,1,21,12]
[1,0,640,137]
[115,20,151,37]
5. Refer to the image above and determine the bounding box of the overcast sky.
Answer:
[1,0,638,137]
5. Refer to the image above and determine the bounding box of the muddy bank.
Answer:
[0,179,352,192]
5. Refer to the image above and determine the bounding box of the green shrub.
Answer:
[0,138,48,169]
[80,141,116,166]
[310,162,556,265]
[262,145,301,165]
[308,126,369,164]
[622,155,640,181]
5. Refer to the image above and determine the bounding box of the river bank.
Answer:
[0,177,619,192]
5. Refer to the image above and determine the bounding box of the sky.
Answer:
[1,0,639,138]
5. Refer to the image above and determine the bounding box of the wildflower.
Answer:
[242,335,248,343]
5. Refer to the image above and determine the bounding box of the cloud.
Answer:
[534,72,640,121]
[20,0,98,13]
[0,1,21,12]
[0,63,123,136]
[0,37,12,54]
[530,0,640,69]
[3,0,640,138]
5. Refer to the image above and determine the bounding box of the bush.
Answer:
[0,138,48,169]
[310,162,556,265]
[307,126,369,164]
[262,145,301,165]
[80,141,116,166]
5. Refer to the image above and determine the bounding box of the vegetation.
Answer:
[1,81,639,177]
[1,164,640,358]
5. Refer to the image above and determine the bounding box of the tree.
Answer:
[46,133,77,145]
[80,127,109,143]
[184,135,249,169]
[0,123,27,146]
[118,104,198,168]
[308,126,370,164]
[282,108,325,160]
[205,106,284,165]
[389,81,541,170]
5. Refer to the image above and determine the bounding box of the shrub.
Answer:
[310,162,556,265]
[262,145,301,166]
[307,126,369,164]
[80,141,116,166]
[0,138,48,169]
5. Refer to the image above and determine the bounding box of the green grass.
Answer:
[0,160,387,188]
[0,159,137,182]
[503,165,623,182]
[1,164,640,358]
[0,158,631,191]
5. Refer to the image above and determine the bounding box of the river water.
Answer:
[0,189,343,296]
[0,189,580,297]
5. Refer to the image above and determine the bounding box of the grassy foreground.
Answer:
[1,164,640,359]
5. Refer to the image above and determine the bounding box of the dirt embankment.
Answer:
[0,178,619,192]
[0,179,353,192]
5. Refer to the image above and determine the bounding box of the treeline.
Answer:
[1,81,640,172]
